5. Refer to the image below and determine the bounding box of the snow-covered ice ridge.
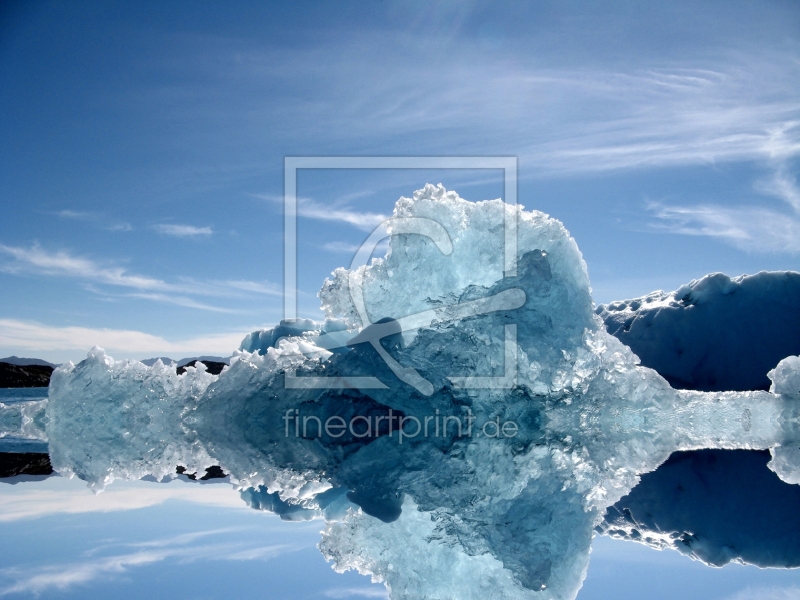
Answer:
[46,185,800,600]
[596,271,800,392]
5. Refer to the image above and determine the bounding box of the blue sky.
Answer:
[1,0,799,363]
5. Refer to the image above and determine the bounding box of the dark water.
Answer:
[0,388,48,404]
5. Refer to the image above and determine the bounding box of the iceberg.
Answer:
[43,185,800,599]
[596,271,800,392]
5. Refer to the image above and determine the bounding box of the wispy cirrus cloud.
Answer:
[54,209,132,232]
[154,223,213,237]
[322,241,363,254]
[258,194,387,232]
[522,87,800,175]
[124,28,800,209]
[124,293,243,313]
[755,164,800,213]
[106,223,133,232]
[0,244,282,311]
[296,198,388,231]
[57,210,93,220]
[722,586,800,600]
[647,202,800,254]
[0,528,297,596]
[0,244,174,290]
[222,279,282,295]
[0,318,249,358]
[1,550,172,596]
[265,43,800,175]
[636,92,800,254]
[322,240,390,264]
[646,156,800,254]
[0,485,247,522]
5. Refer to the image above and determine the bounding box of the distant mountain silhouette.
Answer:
[0,362,53,388]
[0,452,53,478]
[0,356,57,368]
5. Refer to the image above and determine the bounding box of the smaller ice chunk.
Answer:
[769,446,800,485]
[768,355,800,396]
[47,347,218,490]
[766,357,800,484]
[239,319,321,354]
[596,271,800,392]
